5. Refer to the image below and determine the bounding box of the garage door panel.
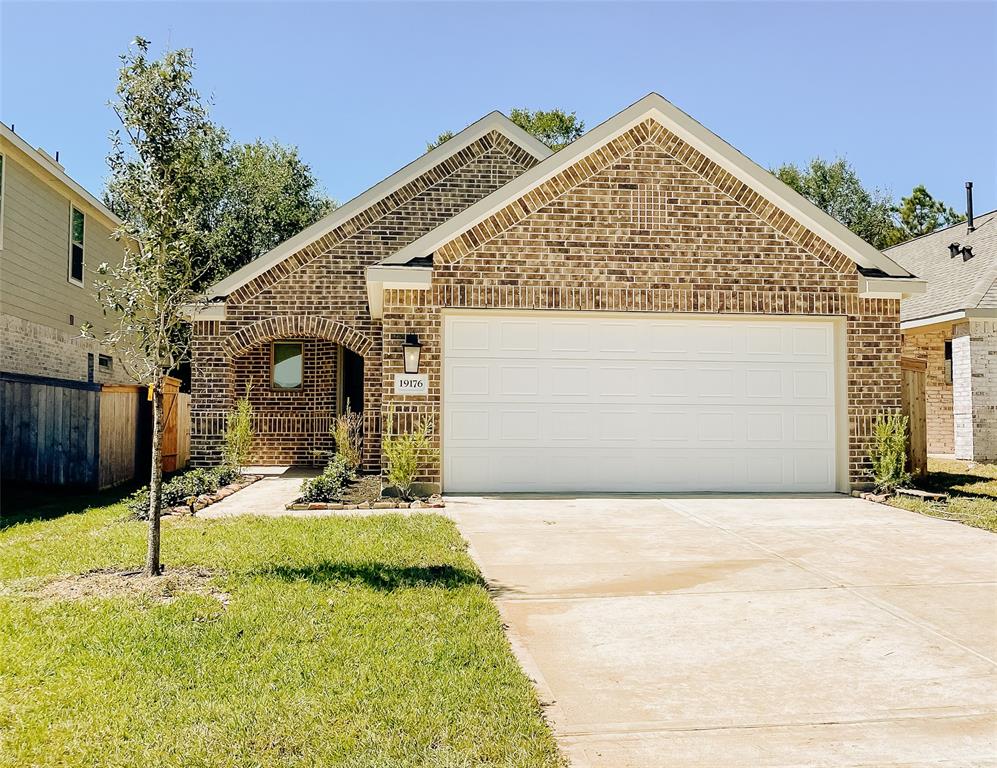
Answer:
[498,365,539,396]
[497,319,539,352]
[444,447,836,493]
[446,402,835,451]
[448,360,833,406]
[443,314,838,492]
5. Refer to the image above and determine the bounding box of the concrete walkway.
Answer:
[448,495,997,768]
[199,467,316,517]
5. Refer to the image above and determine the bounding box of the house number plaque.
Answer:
[394,373,429,395]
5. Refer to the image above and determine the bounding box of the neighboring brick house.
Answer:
[886,202,996,462]
[0,122,131,385]
[191,94,924,492]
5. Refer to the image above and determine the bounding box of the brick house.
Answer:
[190,94,924,493]
[887,203,996,462]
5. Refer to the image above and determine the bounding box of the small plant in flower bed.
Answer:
[127,466,241,518]
[298,455,355,503]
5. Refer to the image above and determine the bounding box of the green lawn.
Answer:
[889,458,997,533]
[0,488,564,768]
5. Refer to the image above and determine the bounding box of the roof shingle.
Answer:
[884,209,997,322]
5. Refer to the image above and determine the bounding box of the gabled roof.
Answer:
[205,111,553,300]
[378,93,920,292]
[885,208,997,325]
[0,121,121,229]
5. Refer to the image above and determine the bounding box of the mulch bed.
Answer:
[287,494,445,511]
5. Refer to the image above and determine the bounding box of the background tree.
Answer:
[106,104,333,286]
[428,107,585,152]
[88,38,221,576]
[426,130,455,152]
[894,184,965,241]
[508,108,585,151]
[208,140,335,278]
[774,157,901,249]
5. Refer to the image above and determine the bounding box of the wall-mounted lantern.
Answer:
[402,334,422,374]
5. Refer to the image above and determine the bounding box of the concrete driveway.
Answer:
[447,495,997,767]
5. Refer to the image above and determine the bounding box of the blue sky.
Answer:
[2,1,995,214]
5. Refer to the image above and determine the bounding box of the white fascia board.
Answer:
[0,122,122,229]
[205,112,552,300]
[181,302,226,321]
[900,307,997,330]
[381,93,915,280]
[366,265,433,320]
[858,275,927,299]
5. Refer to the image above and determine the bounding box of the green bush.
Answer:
[299,455,355,503]
[223,391,254,473]
[869,411,912,493]
[213,464,239,487]
[127,466,237,518]
[383,407,437,501]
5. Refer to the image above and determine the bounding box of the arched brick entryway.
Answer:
[219,316,377,469]
[222,316,373,359]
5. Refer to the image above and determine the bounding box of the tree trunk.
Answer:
[144,380,165,577]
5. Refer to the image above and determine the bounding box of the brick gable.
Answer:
[191,130,540,467]
[380,125,901,487]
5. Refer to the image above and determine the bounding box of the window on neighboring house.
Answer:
[272,342,303,389]
[0,153,5,250]
[98,354,112,371]
[69,206,85,284]
[944,340,953,385]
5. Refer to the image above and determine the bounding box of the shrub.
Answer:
[127,466,233,518]
[223,391,254,473]
[213,464,239,487]
[332,400,363,472]
[299,455,355,503]
[869,411,912,493]
[382,407,438,500]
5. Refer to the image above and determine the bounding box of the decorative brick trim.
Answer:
[437,118,854,276]
[389,286,887,317]
[222,316,372,358]
[229,132,521,304]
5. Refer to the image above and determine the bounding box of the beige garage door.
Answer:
[442,312,840,493]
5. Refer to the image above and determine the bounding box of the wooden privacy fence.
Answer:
[900,356,928,479]
[0,373,100,486]
[0,372,190,489]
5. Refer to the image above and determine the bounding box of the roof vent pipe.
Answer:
[966,181,975,233]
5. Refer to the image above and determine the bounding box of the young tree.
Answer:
[428,107,585,152]
[105,111,333,287]
[774,157,901,249]
[88,38,221,576]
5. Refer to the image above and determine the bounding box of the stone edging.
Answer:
[165,475,264,516]
[851,489,891,504]
[286,495,445,511]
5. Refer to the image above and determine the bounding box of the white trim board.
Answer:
[205,112,552,300]
[366,265,433,320]
[380,93,921,289]
[901,308,997,331]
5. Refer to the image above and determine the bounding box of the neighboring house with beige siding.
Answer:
[0,121,130,384]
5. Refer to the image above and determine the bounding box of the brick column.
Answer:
[190,320,233,467]
[954,319,997,462]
